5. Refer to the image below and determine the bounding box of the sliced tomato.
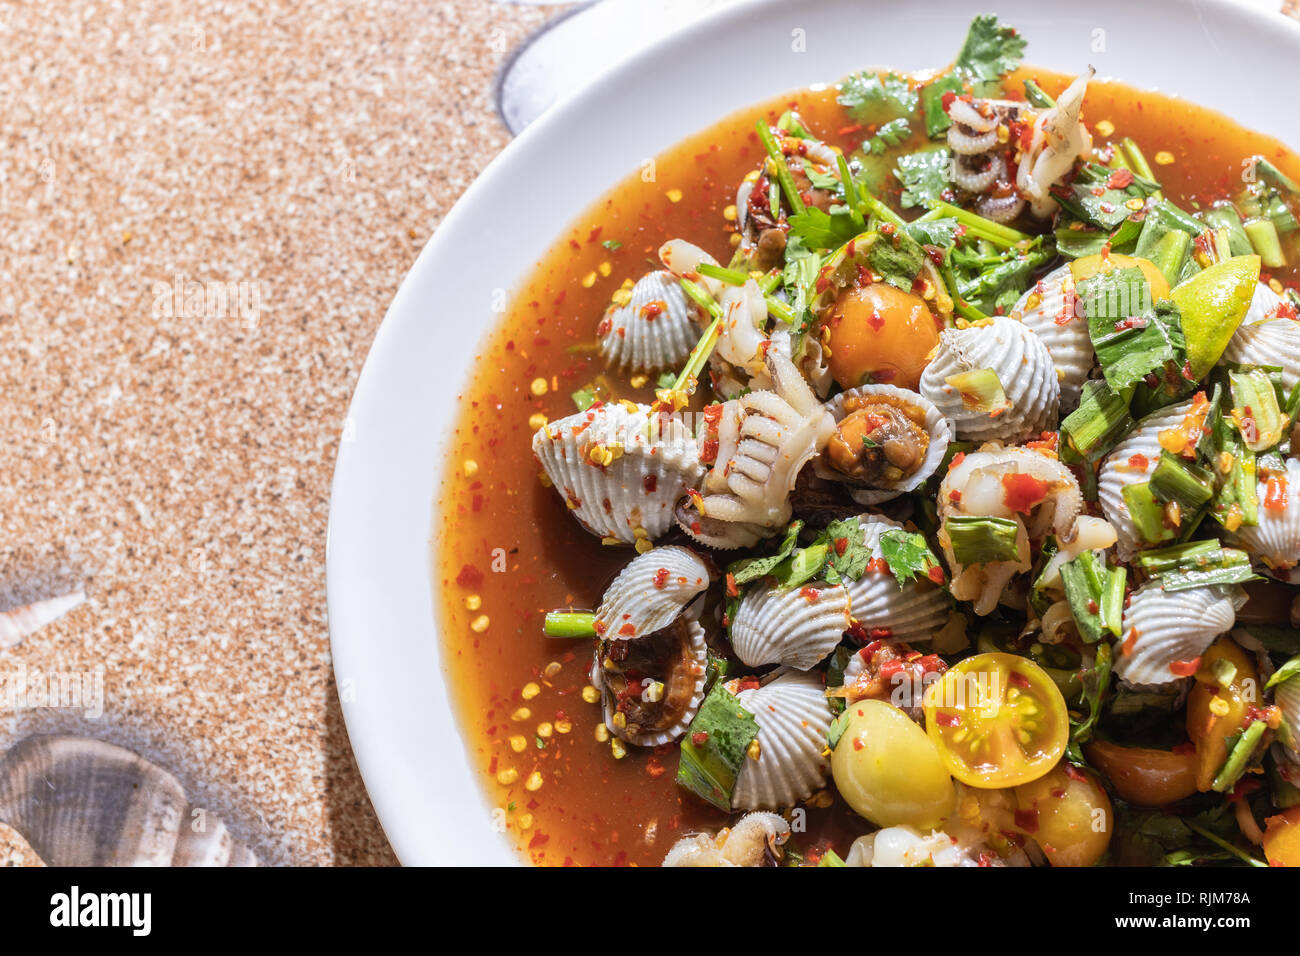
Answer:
[922,652,1069,788]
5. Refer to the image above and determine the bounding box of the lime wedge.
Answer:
[1170,255,1260,380]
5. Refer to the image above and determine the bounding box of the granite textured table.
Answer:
[0,0,563,867]
[1,0,1297,868]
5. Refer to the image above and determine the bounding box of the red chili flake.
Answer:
[868,627,894,640]
[618,622,636,637]
[880,222,896,237]
[948,489,962,505]
[1009,671,1031,690]
[867,310,885,332]
[852,737,865,751]
[700,438,719,464]
[1128,452,1150,470]
[1107,168,1135,189]
[834,536,849,556]
[1001,472,1050,514]
[1265,473,1289,512]
[642,474,658,495]
[866,557,889,574]
[1064,763,1088,783]
[1087,600,1099,615]
[652,568,670,590]
[1013,809,1039,833]
[799,586,820,603]
[455,564,484,588]
[941,90,957,111]
[725,573,739,598]
[951,452,966,468]
[702,403,724,425]
[528,832,550,849]
[691,731,709,746]
[935,712,960,727]
[926,564,946,585]
[640,301,664,320]
[1169,656,1201,677]
[879,660,905,680]
[859,640,885,662]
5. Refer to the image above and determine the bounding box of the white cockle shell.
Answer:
[533,401,704,544]
[1114,583,1242,687]
[732,670,833,810]
[1220,283,1300,391]
[730,581,850,670]
[598,270,702,374]
[841,515,950,642]
[1098,399,1193,561]
[1009,263,1094,412]
[594,545,710,640]
[919,316,1059,443]
[1228,457,1300,584]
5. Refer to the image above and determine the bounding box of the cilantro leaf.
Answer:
[819,517,870,585]
[866,226,926,293]
[877,529,940,588]
[676,684,759,812]
[837,71,917,125]
[1053,162,1161,231]
[919,73,964,139]
[866,117,911,156]
[954,14,1027,84]
[786,206,860,251]
[894,147,951,208]
[728,520,804,585]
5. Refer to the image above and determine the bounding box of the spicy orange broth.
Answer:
[434,67,1300,866]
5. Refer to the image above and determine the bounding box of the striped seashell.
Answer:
[677,350,834,547]
[841,515,950,643]
[1228,457,1300,583]
[1098,400,1193,561]
[1219,283,1300,391]
[534,401,704,544]
[0,735,258,866]
[1009,263,1094,412]
[0,589,86,651]
[598,270,702,374]
[730,581,850,670]
[1274,675,1300,760]
[594,545,711,640]
[819,384,953,505]
[919,316,1059,443]
[592,618,708,748]
[1114,583,1242,686]
[732,670,833,810]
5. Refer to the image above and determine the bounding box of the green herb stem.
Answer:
[755,121,807,217]
[543,610,597,638]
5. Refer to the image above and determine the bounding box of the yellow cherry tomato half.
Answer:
[922,652,1069,788]
[1013,762,1113,867]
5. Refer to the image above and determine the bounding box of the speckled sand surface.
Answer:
[0,0,564,866]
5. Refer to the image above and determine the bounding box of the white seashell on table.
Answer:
[0,589,87,651]
[0,735,258,867]
[919,317,1059,443]
[841,515,950,642]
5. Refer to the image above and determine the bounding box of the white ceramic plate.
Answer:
[326,0,1300,865]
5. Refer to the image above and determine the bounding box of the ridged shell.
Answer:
[598,270,701,374]
[595,546,711,640]
[1220,284,1300,391]
[1227,457,1300,583]
[1274,675,1300,760]
[730,582,850,670]
[820,384,953,504]
[1009,263,1094,412]
[841,515,950,643]
[1114,584,1241,686]
[593,619,708,747]
[0,589,86,650]
[534,402,704,544]
[1098,400,1192,561]
[732,671,832,810]
[0,735,258,866]
[919,316,1059,443]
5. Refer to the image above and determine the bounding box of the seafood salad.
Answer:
[441,14,1300,867]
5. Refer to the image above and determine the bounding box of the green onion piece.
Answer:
[1143,545,1259,592]
[1023,78,1056,108]
[1228,367,1286,452]
[1061,380,1133,462]
[695,262,749,286]
[1149,228,1192,288]
[1212,719,1268,793]
[1135,540,1220,574]
[1121,481,1176,545]
[818,849,847,867]
[1060,551,1116,644]
[856,184,906,229]
[1150,451,1214,511]
[835,153,863,228]
[944,515,1021,566]
[1202,202,1254,257]
[755,121,806,217]
[765,295,796,325]
[571,385,600,412]
[783,543,830,590]
[675,683,760,812]
[1101,566,1126,638]
[1252,156,1300,195]
[543,610,597,638]
[1121,138,1160,196]
[921,199,1031,247]
[669,278,726,393]
[944,368,1009,414]
[1245,217,1286,268]
[1266,190,1299,234]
